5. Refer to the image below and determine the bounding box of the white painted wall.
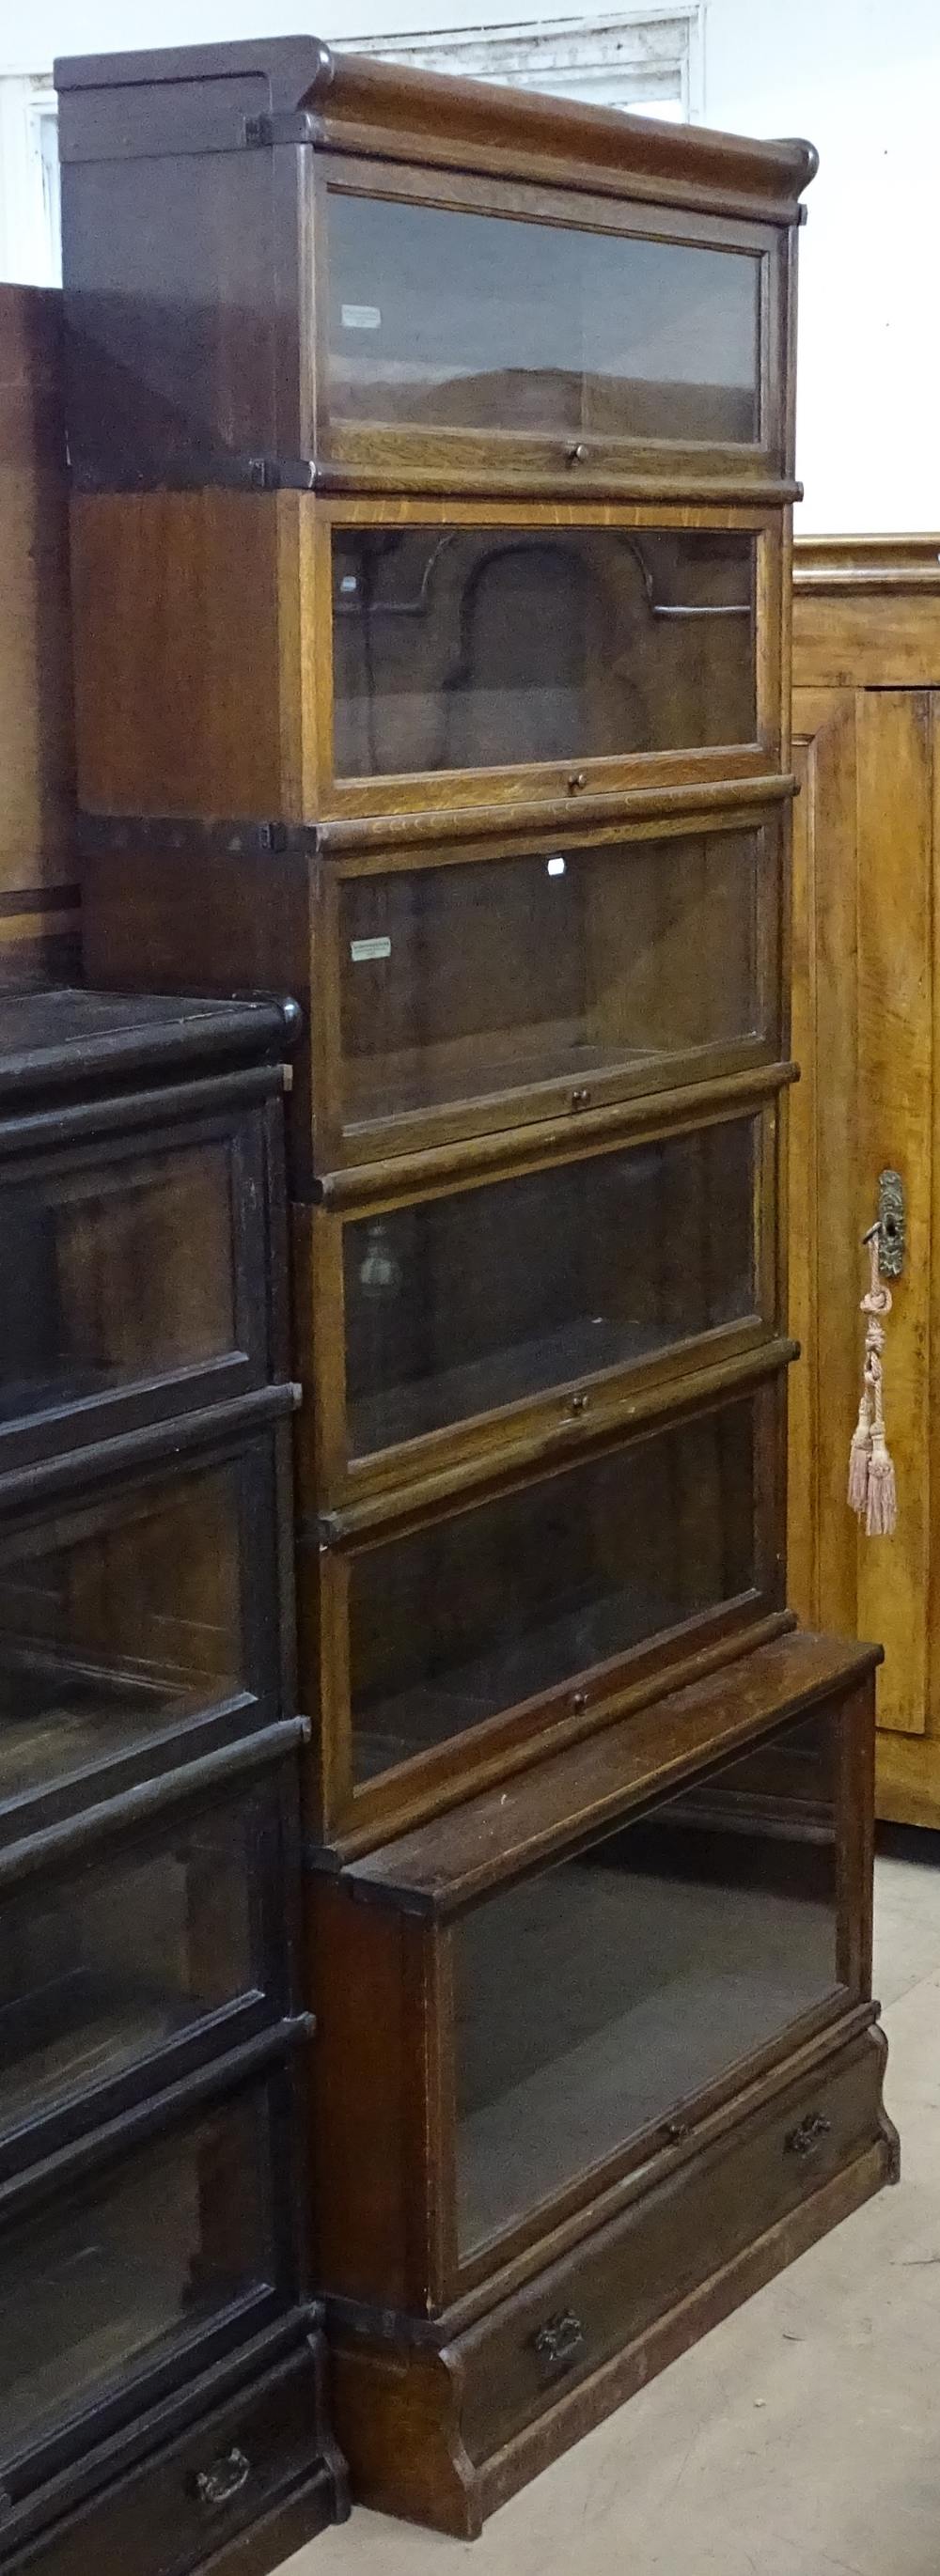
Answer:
[3,0,938,528]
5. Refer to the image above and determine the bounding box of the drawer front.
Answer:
[6,2341,329,2576]
[461,2029,885,2463]
[0,1111,277,1467]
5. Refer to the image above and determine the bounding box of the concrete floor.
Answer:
[278,1829,940,2576]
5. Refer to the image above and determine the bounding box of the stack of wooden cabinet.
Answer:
[56,38,896,2538]
[0,991,347,2576]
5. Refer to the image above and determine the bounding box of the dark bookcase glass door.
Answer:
[0,1464,250,1813]
[327,190,760,446]
[344,1119,758,1459]
[0,1143,236,1435]
[0,1783,283,2140]
[350,1400,757,1782]
[332,527,756,781]
[453,1713,840,2254]
[0,2093,278,2481]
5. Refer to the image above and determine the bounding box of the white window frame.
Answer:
[0,70,60,285]
[341,8,704,120]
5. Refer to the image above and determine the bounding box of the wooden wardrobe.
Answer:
[791,536,940,1824]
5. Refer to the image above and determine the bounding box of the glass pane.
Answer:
[0,1790,271,2133]
[0,1145,236,1429]
[0,2094,274,2469]
[332,527,756,779]
[454,1712,839,2253]
[351,1401,755,1781]
[339,832,766,1138]
[0,1467,247,1808]
[328,192,760,445]
[344,1121,757,1457]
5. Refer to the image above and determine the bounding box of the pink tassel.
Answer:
[866,1413,898,1538]
[850,1230,897,1538]
[847,1392,871,1518]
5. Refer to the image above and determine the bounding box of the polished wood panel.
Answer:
[791,539,940,1819]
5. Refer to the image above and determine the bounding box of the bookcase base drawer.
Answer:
[330,2023,895,2538]
[4,2336,349,2576]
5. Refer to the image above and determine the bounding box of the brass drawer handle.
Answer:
[567,770,588,793]
[571,1085,592,1111]
[568,1389,590,1416]
[530,2308,586,2381]
[566,441,589,463]
[785,2111,832,2161]
[193,2445,252,2511]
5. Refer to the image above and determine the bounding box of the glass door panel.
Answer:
[344,1119,758,1460]
[332,526,756,781]
[327,189,761,448]
[0,2091,277,2475]
[0,1463,250,1814]
[0,1783,282,2137]
[350,1400,757,1783]
[0,1143,237,1435]
[338,830,771,1147]
[454,1711,839,2253]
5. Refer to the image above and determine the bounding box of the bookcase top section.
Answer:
[0,988,298,1102]
[340,1630,882,1918]
[55,35,817,223]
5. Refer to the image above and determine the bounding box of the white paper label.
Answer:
[341,304,382,330]
[351,936,392,963]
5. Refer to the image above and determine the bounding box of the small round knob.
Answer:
[571,1085,591,1111]
[569,1390,590,1416]
[566,441,588,463]
[570,1688,588,1713]
[567,770,588,793]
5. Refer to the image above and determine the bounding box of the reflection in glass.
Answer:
[328,192,760,445]
[0,1794,267,2133]
[454,1714,839,2251]
[345,1121,757,1456]
[0,1468,245,1808]
[332,526,756,779]
[351,1401,756,1781]
[0,2097,273,2467]
[339,832,768,1139]
[0,1147,236,1430]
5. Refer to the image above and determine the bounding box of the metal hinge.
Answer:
[242,108,321,148]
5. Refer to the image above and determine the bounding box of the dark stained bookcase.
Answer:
[0,992,347,2574]
[55,38,896,2537]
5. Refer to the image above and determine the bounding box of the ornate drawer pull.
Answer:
[530,2308,587,2380]
[193,2445,252,2511]
[785,2111,832,2160]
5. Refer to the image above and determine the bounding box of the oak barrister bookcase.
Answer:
[56,38,895,2537]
